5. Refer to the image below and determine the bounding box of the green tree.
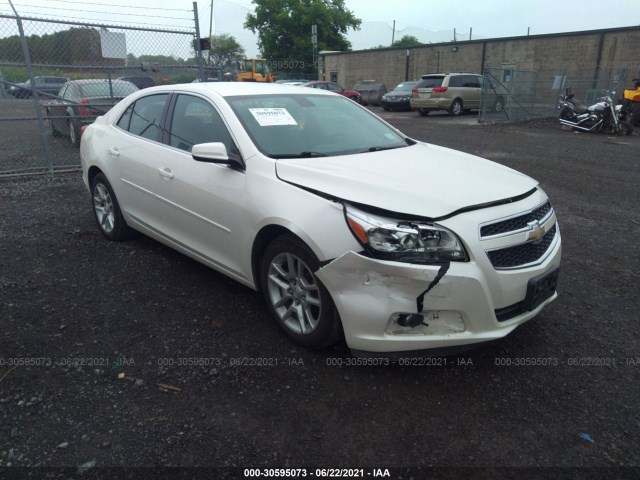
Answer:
[206,33,245,67]
[392,35,422,47]
[244,0,361,73]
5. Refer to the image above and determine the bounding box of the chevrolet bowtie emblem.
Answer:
[526,220,546,242]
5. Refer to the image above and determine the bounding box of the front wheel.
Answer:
[617,121,634,136]
[418,108,430,116]
[68,117,80,147]
[90,173,136,241]
[47,110,61,137]
[260,235,342,349]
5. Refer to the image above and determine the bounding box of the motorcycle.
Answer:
[558,88,633,136]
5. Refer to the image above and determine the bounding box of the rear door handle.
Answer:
[158,167,174,180]
[108,147,120,157]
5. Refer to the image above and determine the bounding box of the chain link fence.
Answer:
[0,11,201,175]
[479,64,639,124]
[480,68,541,123]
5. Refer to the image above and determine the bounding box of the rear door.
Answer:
[110,93,172,232]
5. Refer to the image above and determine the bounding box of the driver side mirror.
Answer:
[191,142,245,170]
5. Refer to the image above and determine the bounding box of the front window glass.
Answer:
[169,95,232,152]
[227,93,408,158]
[326,83,342,92]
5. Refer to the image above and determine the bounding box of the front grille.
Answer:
[481,201,552,237]
[487,224,557,269]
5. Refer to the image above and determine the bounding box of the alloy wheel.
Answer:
[266,252,321,335]
[93,183,115,234]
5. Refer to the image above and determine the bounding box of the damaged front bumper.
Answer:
[316,246,560,355]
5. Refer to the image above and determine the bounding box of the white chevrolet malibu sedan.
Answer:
[80,82,561,356]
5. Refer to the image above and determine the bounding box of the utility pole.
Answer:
[193,2,204,81]
[312,24,318,70]
[208,0,214,64]
[391,20,395,45]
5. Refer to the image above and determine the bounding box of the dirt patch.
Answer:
[1,112,639,477]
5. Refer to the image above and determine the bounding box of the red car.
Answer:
[303,81,361,103]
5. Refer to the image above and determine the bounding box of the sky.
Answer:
[1,0,639,58]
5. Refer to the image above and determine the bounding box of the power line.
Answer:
[38,0,190,12]
[13,3,192,21]
[2,10,194,29]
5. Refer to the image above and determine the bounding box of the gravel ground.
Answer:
[1,110,639,479]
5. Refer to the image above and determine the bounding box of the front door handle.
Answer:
[158,167,174,180]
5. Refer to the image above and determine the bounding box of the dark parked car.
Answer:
[303,81,361,102]
[45,79,138,146]
[8,76,69,99]
[381,81,418,111]
[117,76,156,89]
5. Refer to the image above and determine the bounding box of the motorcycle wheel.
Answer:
[618,121,633,136]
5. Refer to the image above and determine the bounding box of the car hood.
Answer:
[275,142,537,218]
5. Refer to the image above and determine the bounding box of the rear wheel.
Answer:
[260,235,342,349]
[418,108,430,116]
[90,173,136,241]
[449,99,463,116]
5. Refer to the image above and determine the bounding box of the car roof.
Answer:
[65,79,134,85]
[420,73,481,77]
[131,82,340,99]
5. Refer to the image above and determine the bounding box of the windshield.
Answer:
[395,82,417,91]
[226,94,409,158]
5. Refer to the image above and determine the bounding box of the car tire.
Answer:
[418,108,430,116]
[90,173,136,241]
[383,106,390,111]
[448,99,463,116]
[68,117,80,147]
[618,121,634,136]
[260,234,342,349]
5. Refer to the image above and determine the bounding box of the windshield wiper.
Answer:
[363,145,405,153]
[271,151,328,158]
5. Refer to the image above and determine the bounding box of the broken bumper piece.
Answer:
[316,250,559,355]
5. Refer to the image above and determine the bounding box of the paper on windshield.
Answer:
[249,108,298,126]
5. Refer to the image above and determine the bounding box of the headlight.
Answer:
[345,205,468,264]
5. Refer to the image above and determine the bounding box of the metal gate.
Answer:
[0,8,201,175]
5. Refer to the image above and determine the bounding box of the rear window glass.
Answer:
[417,76,444,88]
[79,82,138,98]
[448,76,464,87]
